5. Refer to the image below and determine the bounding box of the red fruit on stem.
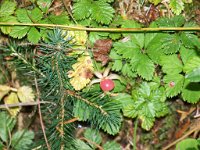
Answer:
[169,81,175,87]
[100,79,115,91]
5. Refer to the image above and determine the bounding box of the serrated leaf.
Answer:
[103,141,122,150]
[156,15,185,27]
[186,67,200,82]
[0,16,17,34]
[48,12,70,25]
[180,32,200,49]
[0,85,10,100]
[11,130,34,150]
[122,63,136,77]
[17,86,35,102]
[164,74,185,97]
[160,54,183,74]
[183,56,200,73]
[75,139,93,150]
[113,93,133,108]
[16,9,32,23]
[37,0,52,13]
[112,60,123,72]
[180,46,199,65]
[73,0,92,20]
[181,80,200,103]
[4,92,20,116]
[169,0,184,15]
[0,112,16,142]
[27,27,41,44]
[91,1,114,24]
[161,34,181,54]
[10,26,30,39]
[84,129,102,148]
[28,7,43,23]
[114,40,140,59]
[131,54,155,80]
[140,116,155,131]
[0,0,16,17]
[109,33,121,40]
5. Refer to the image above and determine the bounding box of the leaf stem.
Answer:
[133,118,138,150]
[0,22,200,31]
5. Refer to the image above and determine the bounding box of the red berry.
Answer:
[100,79,115,91]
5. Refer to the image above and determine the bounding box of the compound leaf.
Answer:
[91,1,115,24]
[9,26,30,39]
[27,27,41,44]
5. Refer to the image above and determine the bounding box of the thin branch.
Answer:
[79,137,104,150]
[66,90,107,115]
[34,77,51,150]
[0,22,200,31]
[0,101,55,109]
[162,126,200,150]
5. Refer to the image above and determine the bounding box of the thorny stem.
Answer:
[66,90,108,115]
[0,22,199,31]
[79,137,104,150]
[34,77,51,150]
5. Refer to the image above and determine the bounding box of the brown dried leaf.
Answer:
[93,39,112,66]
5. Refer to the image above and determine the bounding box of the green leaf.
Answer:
[160,54,183,74]
[0,0,16,17]
[183,56,200,73]
[9,26,30,39]
[75,139,93,150]
[0,16,17,34]
[148,0,162,5]
[161,34,181,54]
[27,27,41,44]
[180,32,200,49]
[103,141,122,150]
[181,80,200,103]
[122,63,136,77]
[180,46,199,65]
[72,0,92,20]
[176,138,199,150]
[91,1,115,24]
[186,67,200,82]
[113,93,133,108]
[48,12,70,25]
[156,15,185,27]
[131,54,155,80]
[84,129,102,148]
[16,9,32,23]
[11,130,34,150]
[112,80,126,93]
[0,112,16,142]
[164,74,185,97]
[109,33,121,40]
[114,40,140,59]
[140,115,155,131]
[37,0,52,13]
[122,20,144,49]
[169,0,184,15]
[28,7,43,23]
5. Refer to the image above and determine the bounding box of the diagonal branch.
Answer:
[66,90,107,115]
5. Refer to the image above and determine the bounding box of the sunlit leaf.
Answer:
[0,0,16,17]
[185,67,200,82]
[0,85,10,100]
[17,86,35,102]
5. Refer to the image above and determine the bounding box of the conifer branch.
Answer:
[66,90,108,115]
[0,22,200,31]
